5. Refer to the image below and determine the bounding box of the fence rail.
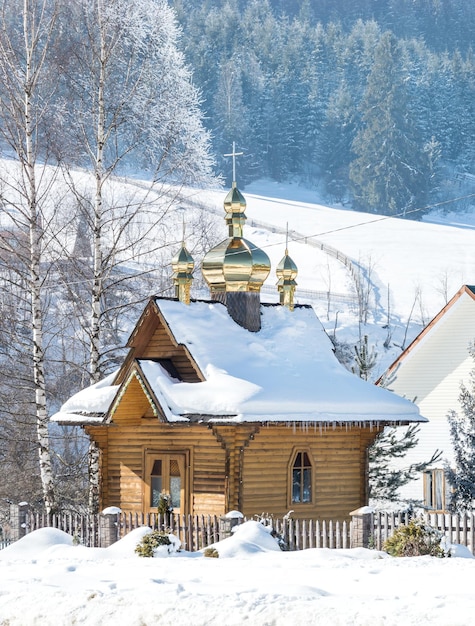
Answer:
[2,509,475,555]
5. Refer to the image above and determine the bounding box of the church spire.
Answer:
[276,225,298,310]
[224,141,243,186]
[223,141,246,237]
[171,219,194,305]
[201,143,271,331]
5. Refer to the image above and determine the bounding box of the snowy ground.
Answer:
[1,521,475,626]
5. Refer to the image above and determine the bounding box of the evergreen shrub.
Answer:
[135,531,172,557]
[383,518,445,557]
[203,547,219,558]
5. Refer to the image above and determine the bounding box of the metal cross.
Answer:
[223,141,243,183]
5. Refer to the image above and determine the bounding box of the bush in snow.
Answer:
[203,547,219,558]
[135,530,180,557]
[383,518,445,558]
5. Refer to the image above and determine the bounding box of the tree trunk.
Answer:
[23,0,56,514]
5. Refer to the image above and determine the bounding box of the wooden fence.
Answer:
[118,512,351,551]
[19,510,101,548]
[2,510,351,551]
[2,509,475,554]
[372,511,475,553]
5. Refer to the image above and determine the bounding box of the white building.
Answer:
[381,285,475,510]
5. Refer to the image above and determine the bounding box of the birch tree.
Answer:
[0,0,60,513]
[60,0,214,383]
[56,0,215,512]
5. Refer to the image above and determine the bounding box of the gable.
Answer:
[385,286,475,374]
[110,373,161,423]
[383,287,475,404]
[117,299,203,386]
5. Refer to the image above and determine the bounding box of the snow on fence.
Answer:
[2,508,475,555]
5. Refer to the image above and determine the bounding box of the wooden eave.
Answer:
[379,284,475,383]
[115,297,204,386]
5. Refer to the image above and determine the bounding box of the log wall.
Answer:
[239,424,378,520]
[88,401,380,521]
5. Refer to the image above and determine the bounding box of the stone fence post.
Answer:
[350,506,374,549]
[99,507,121,547]
[9,503,29,542]
[219,510,244,540]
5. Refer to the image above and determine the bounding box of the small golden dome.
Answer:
[276,250,298,283]
[276,249,298,310]
[172,243,194,304]
[224,183,247,238]
[172,244,194,276]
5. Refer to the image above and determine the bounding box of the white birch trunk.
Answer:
[90,0,106,387]
[88,1,107,511]
[23,0,55,514]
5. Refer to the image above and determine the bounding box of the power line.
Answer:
[248,191,475,251]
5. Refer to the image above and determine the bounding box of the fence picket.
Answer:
[454,513,460,545]
[322,520,327,548]
[315,520,321,549]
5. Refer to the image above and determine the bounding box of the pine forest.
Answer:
[175,0,475,216]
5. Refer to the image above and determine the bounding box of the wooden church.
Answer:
[53,180,424,521]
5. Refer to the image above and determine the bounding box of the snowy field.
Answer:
[195,178,475,322]
[1,521,475,626]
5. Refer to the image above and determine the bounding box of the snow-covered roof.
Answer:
[52,298,425,426]
[52,371,119,425]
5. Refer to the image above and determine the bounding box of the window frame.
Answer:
[288,448,314,508]
[423,468,449,512]
[143,449,189,514]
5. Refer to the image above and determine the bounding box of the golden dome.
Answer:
[202,237,271,293]
[224,184,247,238]
[201,183,270,295]
[172,244,194,276]
[276,250,298,282]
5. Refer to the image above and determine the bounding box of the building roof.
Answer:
[52,298,425,427]
[381,284,475,381]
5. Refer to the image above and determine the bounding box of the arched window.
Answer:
[291,451,312,503]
